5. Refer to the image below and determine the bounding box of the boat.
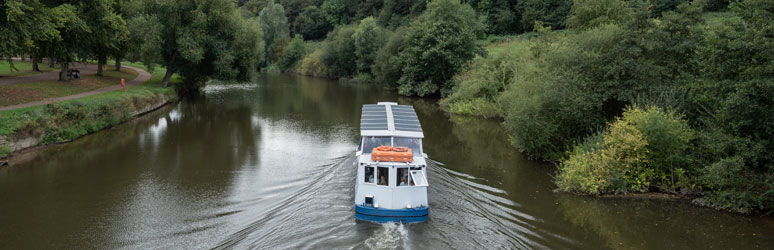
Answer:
[354,102,429,223]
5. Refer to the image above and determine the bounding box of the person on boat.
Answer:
[399,177,407,186]
[379,175,387,185]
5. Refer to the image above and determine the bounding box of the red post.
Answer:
[121,78,125,92]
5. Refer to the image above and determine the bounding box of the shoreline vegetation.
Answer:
[268,0,773,214]
[0,63,180,163]
[3,0,772,214]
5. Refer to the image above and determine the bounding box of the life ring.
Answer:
[392,146,409,152]
[376,146,393,151]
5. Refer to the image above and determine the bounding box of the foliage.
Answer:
[278,34,306,69]
[556,106,693,194]
[321,24,357,77]
[353,17,387,75]
[128,0,264,88]
[518,0,572,30]
[566,0,634,30]
[372,26,407,85]
[395,0,480,96]
[298,48,327,76]
[259,1,289,64]
[296,6,332,40]
[444,40,533,118]
[321,0,355,25]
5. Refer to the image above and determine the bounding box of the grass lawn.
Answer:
[0,68,139,107]
[0,60,59,77]
[0,63,179,137]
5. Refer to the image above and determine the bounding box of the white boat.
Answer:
[354,102,429,223]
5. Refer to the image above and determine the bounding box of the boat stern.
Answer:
[355,204,429,223]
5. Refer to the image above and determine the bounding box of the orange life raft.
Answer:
[371,146,413,162]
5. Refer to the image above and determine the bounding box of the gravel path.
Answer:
[0,65,152,111]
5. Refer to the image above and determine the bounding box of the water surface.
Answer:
[1,73,772,249]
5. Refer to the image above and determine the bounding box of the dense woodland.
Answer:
[3,0,774,213]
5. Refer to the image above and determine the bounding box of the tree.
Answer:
[81,0,128,76]
[353,17,386,75]
[278,34,305,69]
[128,0,265,87]
[566,0,634,30]
[518,0,572,30]
[321,25,357,77]
[295,6,331,40]
[0,0,61,70]
[258,1,289,64]
[395,0,480,96]
[321,0,355,25]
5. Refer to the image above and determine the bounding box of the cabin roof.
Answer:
[360,102,424,138]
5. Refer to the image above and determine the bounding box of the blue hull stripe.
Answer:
[354,204,429,223]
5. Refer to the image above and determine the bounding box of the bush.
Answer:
[278,35,306,69]
[444,40,533,118]
[566,0,634,30]
[556,106,695,194]
[299,49,327,76]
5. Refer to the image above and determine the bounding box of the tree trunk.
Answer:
[32,52,40,71]
[161,68,175,87]
[115,56,121,71]
[48,56,55,68]
[21,53,25,61]
[59,62,69,81]
[97,54,106,76]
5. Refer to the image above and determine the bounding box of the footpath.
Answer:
[0,65,151,111]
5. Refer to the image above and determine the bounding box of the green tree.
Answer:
[518,0,572,30]
[0,0,61,70]
[81,0,129,76]
[321,0,355,25]
[396,0,480,96]
[353,17,386,75]
[128,0,264,87]
[258,1,289,64]
[321,24,357,77]
[278,34,305,69]
[296,5,331,40]
[566,0,634,30]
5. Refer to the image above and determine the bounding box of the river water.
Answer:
[1,73,773,249]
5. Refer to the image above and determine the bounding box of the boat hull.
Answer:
[354,204,429,223]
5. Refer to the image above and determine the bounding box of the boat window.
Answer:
[362,136,391,153]
[394,137,421,154]
[409,170,428,186]
[364,166,375,184]
[377,167,389,186]
[396,168,410,186]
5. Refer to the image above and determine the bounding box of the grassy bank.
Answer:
[0,68,138,107]
[0,63,179,158]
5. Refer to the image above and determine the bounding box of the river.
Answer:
[1,73,772,249]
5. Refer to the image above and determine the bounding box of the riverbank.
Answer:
[0,64,180,162]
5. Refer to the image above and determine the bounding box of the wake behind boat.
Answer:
[354,102,429,223]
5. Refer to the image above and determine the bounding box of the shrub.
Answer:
[299,49,327,76]
[566,0,634,30]
[278,35,306,69]
[556,106,695,194]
